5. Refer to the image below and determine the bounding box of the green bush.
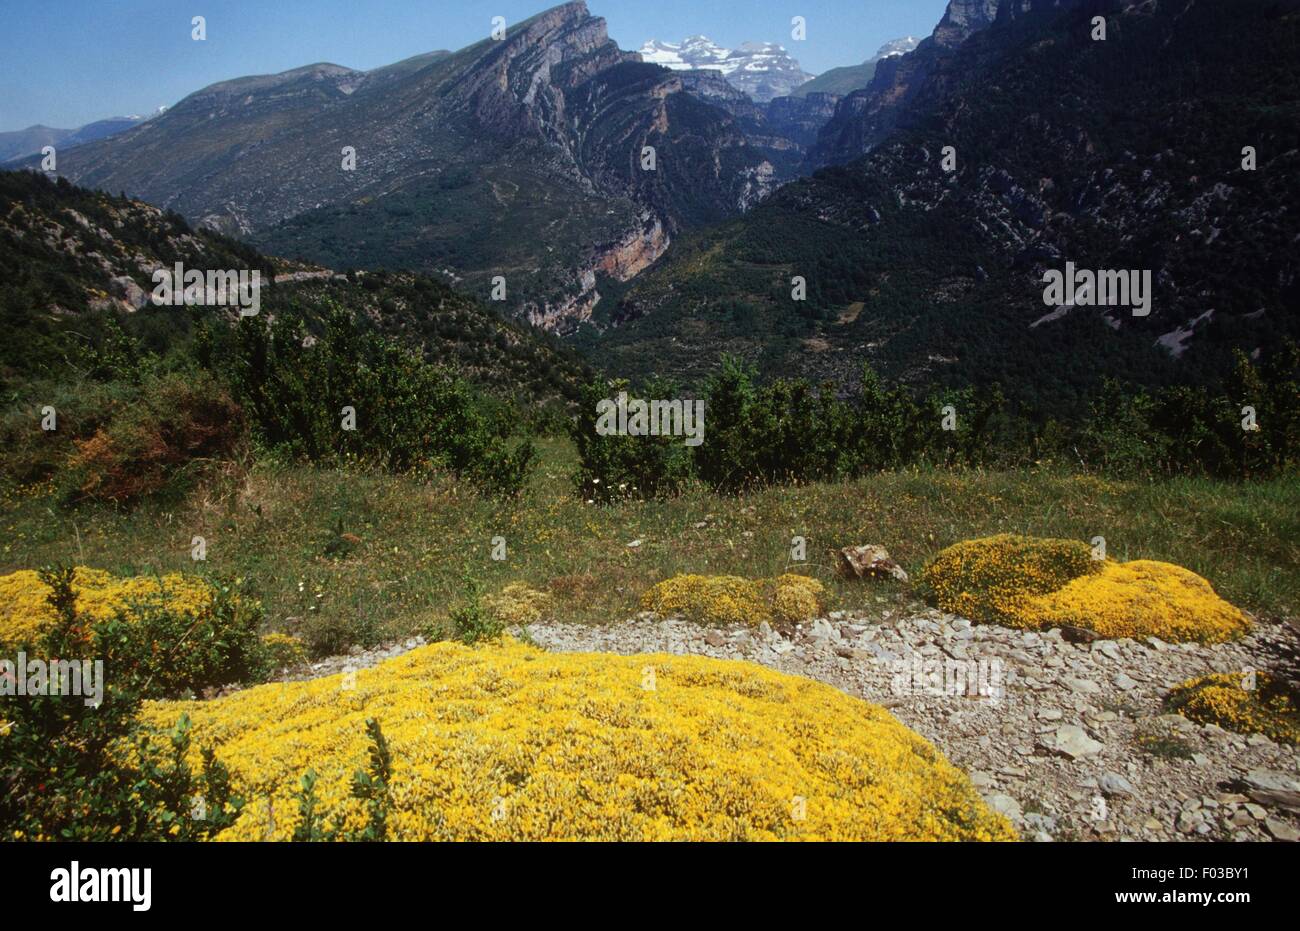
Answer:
[218,305,535,494]
[571,377,694,501]
[0,568,244,840]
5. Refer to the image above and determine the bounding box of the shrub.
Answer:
[919,535,1250,643]
[0,567,213,650]
[1165,672,1299,745]
[260,632,307,670]
[0,568,243,840]
[0,567,267,696]
[641,573,827,626]
[769,574,828,624]
[483,583,553,627]
[148,638,1016,841]
[64,371,244,504]
[0,378,139,489]
[571,377,693,502]
[1024,560,1250,643]
[446,575,502,644]
[221,306,534,495]
[641,574,771,625]
[918,535,1097,627]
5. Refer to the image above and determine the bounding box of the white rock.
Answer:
[1043,725,1104,759]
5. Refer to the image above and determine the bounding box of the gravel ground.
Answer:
[275,604,1300,842]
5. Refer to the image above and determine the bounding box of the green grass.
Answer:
[1,439,1295,656]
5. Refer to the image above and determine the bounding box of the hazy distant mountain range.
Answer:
[0,115,153,164]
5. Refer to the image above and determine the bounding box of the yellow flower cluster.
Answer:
[0,567,214,649]
[919,535,1248,643]
[1165,672,1299,745]
[641,573,827,626]
[1025,560,1250,643]
[770,573,828,624]
[145,638,1015,841]
[260,632,307,668]
[484,582,554,626]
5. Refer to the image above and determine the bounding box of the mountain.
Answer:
[762,93,843,150]
[637,35,814,101]
[0,116,146,164]
[0,169,591,404]
[29,2,801,333]
[789,37,920,98]
[577,0,1300,415]
[808,1,1015,169]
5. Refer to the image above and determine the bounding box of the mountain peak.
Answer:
[636,34,812,101]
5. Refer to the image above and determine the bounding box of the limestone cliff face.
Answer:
[932,0,1003,48]
[525,214,670,332]
[598,215,669,280]
[809,0,1090,168]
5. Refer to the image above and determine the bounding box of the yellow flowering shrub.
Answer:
[769,574,828,624]
[260,632,307,669]
[1024,560,1250,643]
[483,583,553,626]
[640,574,828,626]
[146,638,1015,841]
[641,574,771,625]
[919,535,1248,642]
[1165,672,1300,745]
[0,567,214,649]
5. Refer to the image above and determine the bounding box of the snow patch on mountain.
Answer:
[637,35,813,102]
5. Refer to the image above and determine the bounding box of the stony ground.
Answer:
[279,604,1300,843]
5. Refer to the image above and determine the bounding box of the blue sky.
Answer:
[0,0,949,132]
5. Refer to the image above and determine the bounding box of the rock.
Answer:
[704,630,727,648]
[107,274,149,310]
[625,539,643,548]
[984,794,1023,822]
[1099,772,1137,798]
[1060,625,1103,644]
[1113,672,1139,690]
[1229,809,1254,828]
[1062,676,1101,695]
[835,545,909,583]
[807,618,839,642]
[1244,770,1300,793]
[1094,640,1122,661]
[1246,789,1300,814]
[1024,812,1057,833]
[1264,819,1300,842]
[1041,725,1104,760]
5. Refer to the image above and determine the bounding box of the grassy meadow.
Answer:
[2,437,1295,657]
